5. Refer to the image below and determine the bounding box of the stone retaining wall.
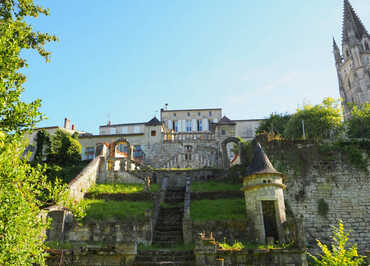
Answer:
[68,145,108,201]
[257,136,370,253]
[64,218,152,245]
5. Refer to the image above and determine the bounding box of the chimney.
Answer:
[72,124,75,130]
[64,117,71,129]
[108,120,111,126]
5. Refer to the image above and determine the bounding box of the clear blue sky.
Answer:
[21,0,370,134]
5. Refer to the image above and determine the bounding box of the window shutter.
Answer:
[167,120,172,130]
[202,118,209,131]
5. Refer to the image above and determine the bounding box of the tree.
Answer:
[48,129,81,165]
[346,103,370,139]
[0,1,58,264]
[256,113,291,137]
[0,0,57,134]
[309,221,365,266]
[284,98,343,141]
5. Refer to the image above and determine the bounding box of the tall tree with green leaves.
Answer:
[284,98,343,141]
[0,0,57,134]
[346,103,370,139]
[0,1,59,264]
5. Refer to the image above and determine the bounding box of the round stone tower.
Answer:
[242,142,286,244]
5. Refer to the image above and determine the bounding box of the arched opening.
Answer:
[221,137,242,169]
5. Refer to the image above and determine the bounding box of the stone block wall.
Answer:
[64,218,152,245]
[257,137,370,253]
[68,145,108,201]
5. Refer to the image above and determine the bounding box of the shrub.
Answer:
[346,103,370,139]
[284,98,343,141]
[256,113,291,137]
[48,129,81,165]
[309,221,365,265]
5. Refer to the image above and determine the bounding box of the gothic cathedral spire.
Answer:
[342,0,369,44]
[333,0,370,119]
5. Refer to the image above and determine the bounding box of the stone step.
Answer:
[137,250,194,256]
[134,262,195,266]
[136,257,194,263]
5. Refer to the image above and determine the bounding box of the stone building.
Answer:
[242,142,286,244]
[333,0,370,118]
[80,107,263,169]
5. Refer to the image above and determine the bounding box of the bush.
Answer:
[284,98,343,141]
[256,113,291,137]
[346,103,370,139]
[48,129,81,165]
[309,221,365,265]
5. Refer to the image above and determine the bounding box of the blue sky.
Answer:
[21,0,370,134]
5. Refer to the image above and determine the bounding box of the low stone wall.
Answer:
[194,248,307,266]
[98,170,144,184]
[68,145,108,201]
[46,243,136,266]
[154,169,226,187]
[192,220,250,244]
[64,218,152,245]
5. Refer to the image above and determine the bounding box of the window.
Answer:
[133,145,143,159]
[346,50,350,57]
[85,147,95,160]
[173,113,176,117]
[110,127,116,134]
[122,127,128,134]
[209,111,212,116]
[134,126,140,133]
[186,120,192,132]
[198,112,201,116]
[173,120,179,132]
[197,120,202,131]
[151,130,156,136]
[187,112,190,117]
[185,145,192,151]
[221,129,226,135]
[117,144,128,153]
[185,154,192,161]
[365,42,369,50]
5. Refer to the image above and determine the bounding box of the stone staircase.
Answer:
[133,187,196,265]
[153,187,185,247]
[134,250,195,266]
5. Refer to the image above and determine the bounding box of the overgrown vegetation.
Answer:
[191,199,246,222]
[191,181,241,192]
[256,113,291,137]
[346,102,370,139]
[82,199,152,220]
[88,183,159,195]
[138,243,195,251]
[218,240,293,251]
[309,221,365,265]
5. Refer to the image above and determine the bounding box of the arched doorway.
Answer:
[221,137,242,169]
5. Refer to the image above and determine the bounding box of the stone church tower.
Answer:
[333,0,370,118]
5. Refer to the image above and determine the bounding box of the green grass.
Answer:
[88,183,159,194]
[190,199,246,222]
[218,241,292,250]
[82,199,152,220]
[191,181,241,192]
[46,241,73,250]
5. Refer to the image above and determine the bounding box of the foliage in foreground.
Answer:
[48,129,81,165]
[0,134,64,265]
[190,199,246,222]
[309,221,365,266]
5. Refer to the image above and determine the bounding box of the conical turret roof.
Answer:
[342,0,369,43]
[246,142,283,177]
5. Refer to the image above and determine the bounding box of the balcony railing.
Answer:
[163,132,215,143]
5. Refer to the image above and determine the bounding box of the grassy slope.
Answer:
[191,181,241,192]
[88,183,159,194]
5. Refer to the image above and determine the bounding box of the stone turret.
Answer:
[242,142,286,244]
[334,0,370,119]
